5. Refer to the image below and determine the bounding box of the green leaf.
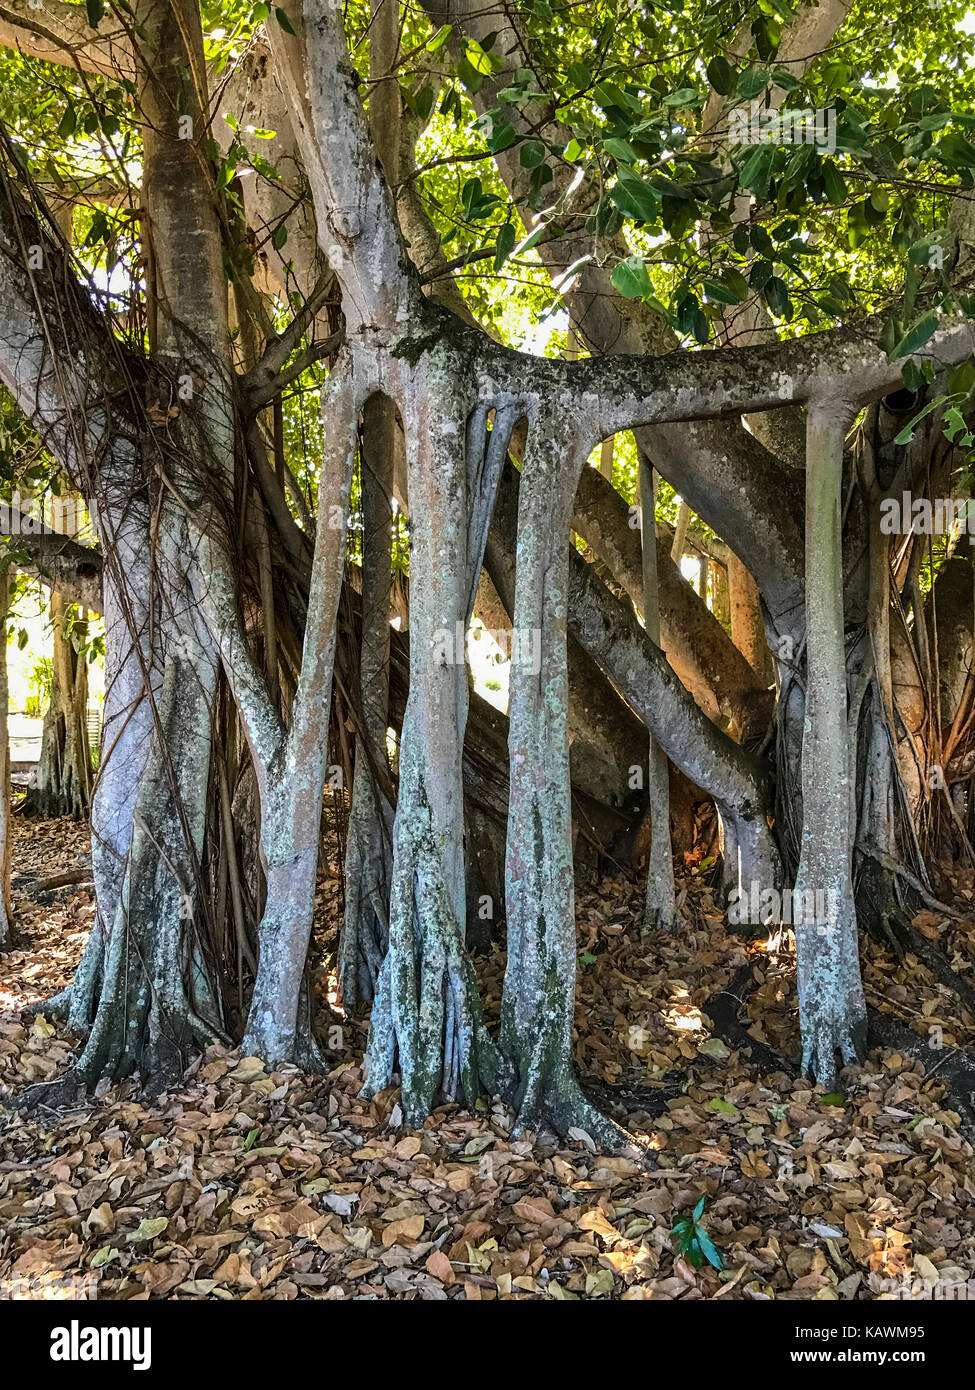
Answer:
[611,256,653,299]
[889,310,939,362]
[948,359,975,394]
[57,105,77,140]
[274,7,296,36]
[85,0,105,28]
[412,86,435,122]
[702,278,742,305]
[708,1097,739,1114]
[763,274,789,316]
[721,268,749,299]
[593,80,631,111]
[464,39,496,76]
[649,172,689,200]
[695,1227,725,1271]
[129,1217,169,1242]
[822,160,846,205]
[821,1093,846,1107]
[770,67,801,92]
[750,224,774,256]
[706,56,734,97]
[610,170,660,223]
[736,67,769,100]
[426,23,453,52]
[892,394,948,444]
[493,221,516,270]
[739,143,774,199]
[603,137,638,165]
[938,131,975,168]
[519,139,546,169]
[943,407,972,445]
[663,87,701,108]
[688,305,710,343]
[488,122,516,153]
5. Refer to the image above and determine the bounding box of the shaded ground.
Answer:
[1,816,974,1300]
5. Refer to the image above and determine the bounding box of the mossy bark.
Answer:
[362,359,505,1124]
[500,417,627,1149]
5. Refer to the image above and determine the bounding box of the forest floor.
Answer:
[1,814,975,1301]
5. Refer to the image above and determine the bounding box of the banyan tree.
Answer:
[2,0,975,1144]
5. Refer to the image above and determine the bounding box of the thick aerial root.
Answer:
[362,827,506,1127]
[17,897,223,1114]
[795,897,867,1089]
[339,767,392,1006]
[800,1005,868,1090]
[644,898,683,934]
[507,1056,644,1157]
[34,925,105,1030]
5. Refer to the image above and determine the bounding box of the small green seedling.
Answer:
[671,1195,724,1271]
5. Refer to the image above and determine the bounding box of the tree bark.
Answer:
[362,358,505,1123]
[340,393,395,1006]
[338,0,400,1006]
[796,402,867,1085]
[22,592,91,818]
[728,552,774,688]
[638,461,678,930]
[500,416,623,1145]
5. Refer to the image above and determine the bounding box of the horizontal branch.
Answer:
[0,524,102,612]
[0,0,133,78]
[470,311,975,436]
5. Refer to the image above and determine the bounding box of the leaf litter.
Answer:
[1,816,974,1301]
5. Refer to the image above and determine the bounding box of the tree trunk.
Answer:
[338,0,400,1006]
[795,402,867,1085]
[499,417,624,1146]
[572,465,772,742]
[728,552,775,688]
[340,393,395,1006]
[638,460,678,930]
[363,362,506,1122]
[242,363,357,1064]
[22,592,91,818]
